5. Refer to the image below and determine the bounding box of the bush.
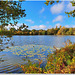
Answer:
[20,40,75,74]
[45,41,75,73]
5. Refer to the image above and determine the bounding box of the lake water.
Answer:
[0,35,75,73]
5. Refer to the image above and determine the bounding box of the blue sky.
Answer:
[7,1,75,30]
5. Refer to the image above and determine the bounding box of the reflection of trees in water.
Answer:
[0,36,14,52]
[0,57,4,63]
[0,35,14,63]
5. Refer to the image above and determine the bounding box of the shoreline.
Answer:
[0,34,75,36]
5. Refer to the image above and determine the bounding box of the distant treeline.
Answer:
[0,26,75,35]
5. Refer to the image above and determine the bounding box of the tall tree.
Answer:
[0,1,26,27]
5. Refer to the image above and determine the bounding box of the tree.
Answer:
[18,23,28,31]
[39,29,43,35]
[65,1,75,17]
[45,0,75,17]
[47,28,55,35]
[69,28,73,35]
[0,1,26,27]
[54,26,59,35]
[41,30,46,35]
[60,26,62,29]
[10,28,16,33]
[32,29,36,32]
[57,26,67,35]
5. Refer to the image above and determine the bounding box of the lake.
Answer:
[0,35,75,73]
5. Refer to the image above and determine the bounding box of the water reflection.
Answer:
[0,36,14,51]
[0,57,4,63]
[0,36,20,73]
[0,49,24,73]
[0,35,75,73]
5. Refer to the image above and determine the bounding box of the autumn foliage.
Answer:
[20,40,75,74]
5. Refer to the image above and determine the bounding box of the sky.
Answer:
[6,1,75,30]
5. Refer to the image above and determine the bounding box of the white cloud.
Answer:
[39,25,46,29]
[50,2,64,14]
[48,25,52,29]
[40,7,45,13]
[54,24,75,28]
[5,24,12,29]
[65,25,70,28]
[53,15,63,22]
[46,21,50,24]
[16,23,23,27]
[30,25,46,30]
[72,25,75,28]
[66,2,75,12]
[31,25,38,29]
[14,23,24,29]
[25,19,34,24]
[65,25,75,28]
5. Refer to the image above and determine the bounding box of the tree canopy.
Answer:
[18,23,28,31]
[0,1,26,27]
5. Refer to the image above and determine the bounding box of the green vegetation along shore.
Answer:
[0,26,75,35]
